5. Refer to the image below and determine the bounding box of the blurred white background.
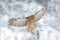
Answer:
[0,0,60,40]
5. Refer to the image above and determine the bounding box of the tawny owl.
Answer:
[8,6,48,32]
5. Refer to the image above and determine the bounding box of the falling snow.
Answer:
[0,0,60,40]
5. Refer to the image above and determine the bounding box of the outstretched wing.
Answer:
[8,18,27,27]
[8,6,48,27]
[34,6,48,22]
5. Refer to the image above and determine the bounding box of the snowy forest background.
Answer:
[0,0,60,40]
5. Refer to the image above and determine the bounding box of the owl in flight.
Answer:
[8,6,48,32]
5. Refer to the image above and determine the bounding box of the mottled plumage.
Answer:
[8,6,48,32]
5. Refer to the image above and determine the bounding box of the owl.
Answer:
[8,6,48,32]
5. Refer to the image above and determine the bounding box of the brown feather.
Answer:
[8,6,48,32]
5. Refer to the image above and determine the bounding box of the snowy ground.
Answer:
[0,0,60,40]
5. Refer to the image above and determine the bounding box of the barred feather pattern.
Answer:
[26,15,37,32]
[8,6,48,32]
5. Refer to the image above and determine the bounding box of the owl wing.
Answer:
[8,6,48,27]
[34,6,48,22]
[8,18,27,27]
